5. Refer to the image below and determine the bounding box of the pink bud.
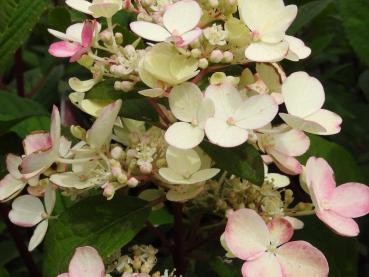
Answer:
[140,162,152,174]
[127,177,139,188]
[209,50,223,63]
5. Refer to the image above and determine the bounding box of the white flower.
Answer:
[263,164,290,188]
[204,82,278,147]
[8,187,55,251]
[130,0,202,47]
[66,0,123,18]
[279,72,342,135]
[203,24,228,46]
[159,146,220,185]
[165,82,214,149]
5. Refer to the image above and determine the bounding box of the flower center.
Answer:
[226,117,236,125]
[251,30,261,42]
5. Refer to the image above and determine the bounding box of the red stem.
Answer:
[147,98,171,127]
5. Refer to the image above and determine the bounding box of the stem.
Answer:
[172,202,185,276]
[106,17,118,50]
[191,69,207,84]
[147,98,171,127]
[56,157,99,164]
[285,210,315,217]
[145,220,173,251]
[14,49,25,97]
[0,204,41,277]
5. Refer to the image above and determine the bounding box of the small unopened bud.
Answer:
[111,146,124,160]
[210,72,226,85]
[102,183,115,200]
[140,162,152,174]
[222,51,234,63]
[124,45,136,56]
[120,81,134,92]
[117,173,128,184]
[209,50,223,63]
[132,256,142,271]
[126,149,137,159]
[70,125,86,140]
[198,58,209,69]
[115,32,123,44]
[191,48,202,58]
[100,30,112,43]
[209,0,219,8]
[77,55,94,69]
[127,177,139,188]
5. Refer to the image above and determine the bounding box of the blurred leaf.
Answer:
[298,135,363,183]
[148,208,174,226]
[0,267,10,277]
[338,0,369,66]
[201,142,264,186]
[209,258,241,277]
[295,216,358,277]
[358,70,369,102]
[0,240,19,266]
[288,0,333,35]
[86,80,124,100]
[43,195,150,277]
[0,92,48,135]
[120,98,159,123]
[0,0,19,31]
[0,0,48,72]
[10,116,50,138]
[48,6,71,31]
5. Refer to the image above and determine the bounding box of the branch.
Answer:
[147,98,171,127]
[172,202,185,276]
[145,221,173,251]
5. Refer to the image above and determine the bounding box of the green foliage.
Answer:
[47,6,71,31]
[295,216,358,277]
[0,0,48,72]
[43,195,151,277]
[201,141,264,186]
[338,0,369,67]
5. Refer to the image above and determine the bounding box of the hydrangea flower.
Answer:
[48,20,100,62]
[130,0,202,47]
[57,246,105,277]
[279,72,342,135]
[204,82,278,147]
[165,82,214,149]
[306,157,369,237]
[9,187,55,251]
[223,208,329,277]
[158,146,220,185]
[66,0,123,18]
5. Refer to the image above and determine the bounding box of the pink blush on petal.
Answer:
[48,41,82,58]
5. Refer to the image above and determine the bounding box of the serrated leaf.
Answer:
[43,195,150,277]
[288,0,333,35]
[338,0,369,66]
[0,0,48,72]
[201,142,264,186]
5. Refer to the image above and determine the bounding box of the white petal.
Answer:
[44,187,56,214]
[165,122,204,149]
[197,98,214,128]
[188,168,220,183]
[6,154,22,179]
[138,88,165,97]
[86,100,122,149]
[69,77,96,93]
[304,109,342,135]
[50,172,96,189]
[66,0,93,14]
[0,174,26,202]
[65,23,84,43]
[279,113,326,134]
[282,71,325,118]
[283,216,304,230]
[69,246,105,277]
[59,136,72,157]
[245,41,289,62]
[158,168,188,185]
[89,1,121,18]
[9,195,44,227]
[285,35,311,61]
[205,117,248,147]
[266,173,290,188]
[169,82,203,122]
[163,0,202,34]
[270,129,310,157]
[166,183,204,202]
[48,29,68,41]
[28,220,48,251]
[166,146,201,177]
[234,94,278,130]
[242,252,283,277]
[130,21,170,42]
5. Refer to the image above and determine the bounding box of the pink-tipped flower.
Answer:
[306,157,369,237]
[48,20,99,62]
[57,246,105,277]
[223,209,329,277]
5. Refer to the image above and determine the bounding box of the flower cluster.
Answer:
[1,0,369,276]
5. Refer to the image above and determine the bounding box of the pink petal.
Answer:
[305,157,336,210]
[57,274,70,277]
[277,241,329,277]
[329,182,369,218]
[241,253,282,277]
[81,20,95,48]
[176,28,202,47]
[267,218,293,247]
[316,210,359,237]
[69,46,88,63]
[48,41,82,58]
[224,209,269,261]
[22,132,52,155]
[268,149,302,175]
[272,129,310,157]
[69,246,105,277]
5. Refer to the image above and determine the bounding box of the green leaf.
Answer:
[338,0,369,66]
[298,135,363,183]
[288,0,333,35]
[10,116,50,138]
[48,7,71,32]
[0,0,48,72]
[201,142,264,186]
[43,195,151,277]
[0,92,48,135]
[0,267,10,277]
[294,216,358,277]
[209,258,241,277]
[148,208,174,226]
[120,98,159,123]
[358,70,369,102]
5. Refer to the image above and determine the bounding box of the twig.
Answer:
[14,49,25,97]
[145,221,173,251]
[172,202,185,276]
[0,204,41,277]
[147,98,171,127]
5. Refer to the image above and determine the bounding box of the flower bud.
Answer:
[198,58,209,69]
[111,146,124,160]
[70,125,86,140]
[127,177,139,188]
[120,81,135,92]
[140,162,152,174]
[222,51,234,63]
[209,0,219,8]
[117,173,128,184]
[209,50,223,63]
[115,32,123,44]
[103,183,115,200]
[100,30,112,43]
[210,72,226,85]
[191,48,202,58]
